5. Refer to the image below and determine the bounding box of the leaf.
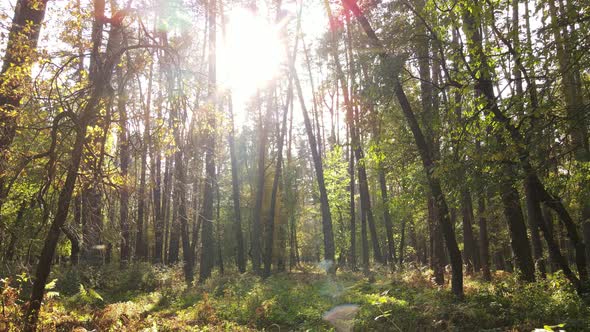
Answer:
[45,278,58,290]
[46,291,60,299]
[79,284,87,297]
[88,288,103,302]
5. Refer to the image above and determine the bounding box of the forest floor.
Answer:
[2,263,589,331]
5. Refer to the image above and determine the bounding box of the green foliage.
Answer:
[5,266,588,331]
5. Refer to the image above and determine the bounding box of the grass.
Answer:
[2,264,589,331]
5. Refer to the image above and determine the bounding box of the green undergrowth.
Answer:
[2,264,589,331]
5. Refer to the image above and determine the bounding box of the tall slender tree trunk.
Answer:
[548,0,590,270]
[378,166,396,266]
[173,133,193,284]
[548,0,588,161]
[477,191,492,281]
[136,64,154,261]
[168,183,180,264]
[399,215,407,266]
[252,103,266,275]
[263,80,292,278]
[199,0,217,282]
[151,99,163,264]
[461,189,477,275]
[293,69,336,273]
[348,125,357,271]
[429,197,444,284]
[162,154,173,264]
[228,98,246,273]
[117,69,131,265]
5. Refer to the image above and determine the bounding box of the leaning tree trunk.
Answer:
[25,3,125,328]
[323,6,382,265]
[461,0,536,282]
[293,69,336,273]
[342,0,463,297]
[461,0,587,285]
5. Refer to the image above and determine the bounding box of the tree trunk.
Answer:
[198,0,217,283]
[117,69,131,265]
[322,7,382,265]
[252,101,266,275]
[378,167,396,266]
[263,80,292,278]
[228,98,246,273]
[348,126,357,271]
[342,0,463,297]
[293,69,336,273]
[162,154,173,264]
[461,189,477,275]
[136,64,154,261]
[0,0,48,218]
[25,3,124,327]
[524,177,547,278]
[399,215,407,266]
[151,102,163,264]
[168,186,180,264]
[429,197,444,285]
[548,0,588,161]
[499,171,536,281]
[62,225,80,267]
[461,1,587,284]
[477,192,492,281]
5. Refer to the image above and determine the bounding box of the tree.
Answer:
[199,0,217,283]
[25,1,126,328]
[341,0,464,298]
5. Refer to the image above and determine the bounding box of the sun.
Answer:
[218,7,286,104]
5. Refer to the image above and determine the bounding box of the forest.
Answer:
[0,0,589,330]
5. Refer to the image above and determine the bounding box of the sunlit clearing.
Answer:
[219,8,285,103]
